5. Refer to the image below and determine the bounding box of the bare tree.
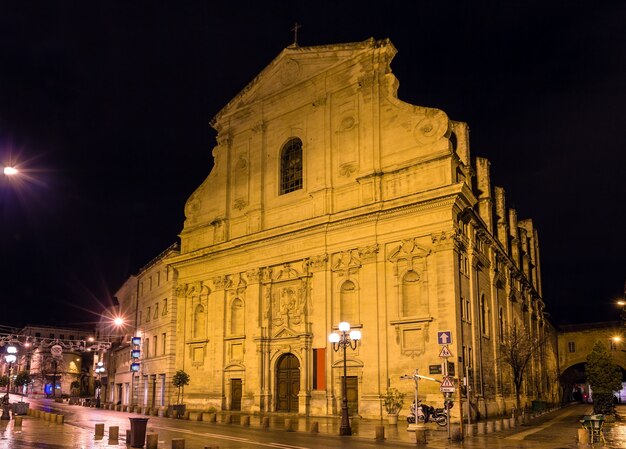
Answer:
[499,325,547,413]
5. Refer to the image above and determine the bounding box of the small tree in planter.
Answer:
[171,370,190,418]
[14,371,31,398]
[586,341,622,415]
[0,376,8,392]
[12,371,31,414]
[383,388,405,424]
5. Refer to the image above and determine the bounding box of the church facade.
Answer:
[165,38,557,420]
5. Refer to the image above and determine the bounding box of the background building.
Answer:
[100,243,179,413]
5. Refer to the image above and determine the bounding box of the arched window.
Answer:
[231,298,244,335]
[280,138,303,194]
[402,271,420,317]
[340,280,357,323]
[193,304,205,339]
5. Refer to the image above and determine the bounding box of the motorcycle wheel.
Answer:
[407,415,416,424]
[435,415,448,427]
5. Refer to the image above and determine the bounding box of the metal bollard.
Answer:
[204,445,220,449]
[126,429,131,443]
[284,418,293,431]
[415,426,427,444]
[14,416,23,427]
[262,416,270,429]
[375,425,385,441]
[56,414,64,424]
[309,421,319,433]
[146,433,159,449]
[95,423,105,437]
[109,425,119,441]
[241,415,250,426]
[223,414,232,424]
[171,438,185,449]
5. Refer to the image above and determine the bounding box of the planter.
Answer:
[168,404,186,419]
[13,402,29,415]
[387,413,399,425]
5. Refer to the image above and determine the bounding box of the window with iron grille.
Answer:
[280,138,303,194]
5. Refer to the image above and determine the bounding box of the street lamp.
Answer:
[95,361,105,408]
[1,345,18,420]
[3,166,18,176]
[329,321,362,436]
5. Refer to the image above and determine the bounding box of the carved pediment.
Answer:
[274,327,300,339]
[211,39,397,129]
[387,239,431,262]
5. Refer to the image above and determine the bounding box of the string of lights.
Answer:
[0,332,113,353]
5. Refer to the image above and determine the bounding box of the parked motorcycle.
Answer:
[406,400,452,427]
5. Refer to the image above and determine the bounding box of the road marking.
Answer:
[154,425,310,449]
[270,443,309,449]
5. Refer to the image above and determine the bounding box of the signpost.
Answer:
[438,332,454,439]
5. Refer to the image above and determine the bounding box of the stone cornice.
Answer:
[172,185,472,269]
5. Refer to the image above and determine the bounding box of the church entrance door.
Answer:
[276,353,300,412]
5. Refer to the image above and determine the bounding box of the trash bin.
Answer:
[129,417,149,448]
[531,400,547,412]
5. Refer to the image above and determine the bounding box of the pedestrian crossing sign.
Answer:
[438,345,452,358]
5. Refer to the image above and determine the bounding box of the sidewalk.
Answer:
[3,397,617,448]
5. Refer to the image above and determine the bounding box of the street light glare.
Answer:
[113,317,124,326]
[3,166,18,175]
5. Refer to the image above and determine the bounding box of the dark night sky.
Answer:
[0,1,624,329]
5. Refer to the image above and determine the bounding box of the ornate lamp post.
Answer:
[1,345,17,420]
[95,361,105,408]
[328,321,361,436]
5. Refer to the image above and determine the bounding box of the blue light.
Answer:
[131,349,140,359]
[131,337,141,345]
[131,363,140,372]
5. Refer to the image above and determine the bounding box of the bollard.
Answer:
[262,417,270,429]
[309,421,319,433]
[109,425,119,441]
[95,423,105,437]
[126,429,131,443]
[578,428,590,444]
[494,419,502,431]
[476,421,486,435]
[486,420,495,433]
[415,426,427,444]
[375,425,385,441]
[450,425,462,441]
[56,414,64,424]
[210,412,217,423]
[171,438,185,449]
[14,416,23,427]
[146,433,159,449]
[204,445,220,449]
[241,416,250,426]
[284,418,293,431]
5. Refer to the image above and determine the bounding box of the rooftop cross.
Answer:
[291,22,301,47]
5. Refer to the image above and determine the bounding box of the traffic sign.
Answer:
[440,376,455,393]
[437,331,452,345]
[439,345,452,358]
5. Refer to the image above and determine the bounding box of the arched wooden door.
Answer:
[276,353,300,412]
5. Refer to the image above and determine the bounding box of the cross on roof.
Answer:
[291,22,301,47]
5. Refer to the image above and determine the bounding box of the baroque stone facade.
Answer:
[167,38,559,420]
